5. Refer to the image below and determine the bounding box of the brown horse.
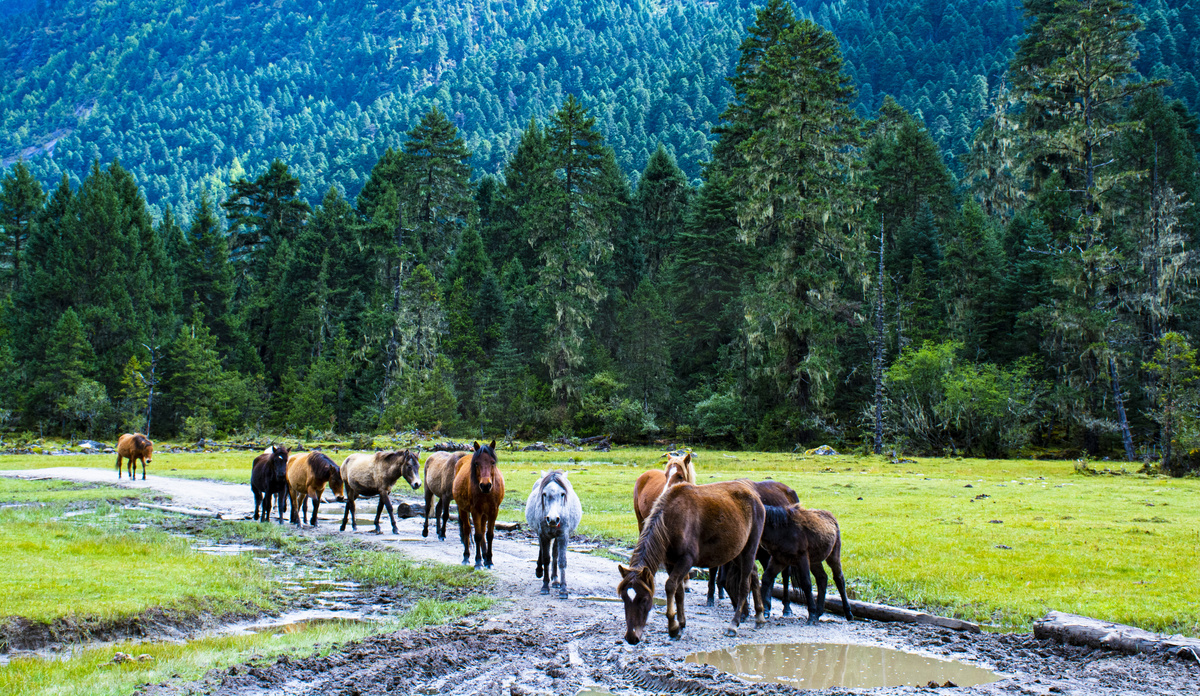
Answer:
[286,452,345,526]
[758,503,854,625]
[708,479,801,616]
[116,433,153,480]
[339,450,420,535]
[422,451,469,540]
[632,452,695,530]
[452,440,505,569]
[617,479,766,644]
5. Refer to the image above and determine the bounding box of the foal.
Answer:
[758,503,854,625]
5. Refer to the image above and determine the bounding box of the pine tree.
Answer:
[617,279,672,412]
[35,308,96,420]
[401,107,473,274]
[631,145,691,286]
[940,202,1004,355]
[0,161,45,294]
[222,159,311,294]
[179,193,235,344]
[866,97,957,235]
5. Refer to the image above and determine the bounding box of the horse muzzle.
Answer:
[544,517,561,529]
[479,483,493,494]
[624,629,642,645]
[335,496,346,503]
[411,481,421,490]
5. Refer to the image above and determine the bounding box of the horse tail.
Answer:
[763,505,790,529]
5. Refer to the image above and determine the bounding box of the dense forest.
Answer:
[2,0,1200,472]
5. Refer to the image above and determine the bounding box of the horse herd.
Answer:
[117,433,852,644]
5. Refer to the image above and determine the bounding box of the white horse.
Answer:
[525,470,583,598]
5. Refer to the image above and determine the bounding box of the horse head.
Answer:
[324,457,346,501]
[136,435,154,463]
[386,449,421,490]
[539,471,569,530]
[471,440,498,494]
[616,564,656,644]
[664,452,693,486]
[270,445,290,478]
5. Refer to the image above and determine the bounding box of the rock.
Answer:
[805,445,839,456]
[136,654,153,662]
[110,652,134,664]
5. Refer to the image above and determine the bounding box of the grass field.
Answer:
[2,447,1197,635]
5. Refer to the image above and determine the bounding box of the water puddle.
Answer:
[222,610,378,636]
[192,543,273,557]
[685,643,1001,689]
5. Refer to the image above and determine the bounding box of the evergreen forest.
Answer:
[3,0,1200,472]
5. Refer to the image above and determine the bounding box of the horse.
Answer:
[250,444,290,523]
[707,480,802,616]
[758,503,854,625]
[286,451,345,527]
[422,451,469,540]
[617,479,766,644]
[452,440,505,569]
[116,433,153,480]
[339,449,420,535]
[525,470,582,598]
[632,452,695,530]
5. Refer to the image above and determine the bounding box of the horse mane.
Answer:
[311,452,340,483]
[134,434,151,449]
[540,469,566,492]
[630,487,674,573]
[763,504,791,529]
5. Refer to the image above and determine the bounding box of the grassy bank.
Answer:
[3,448,1197,634]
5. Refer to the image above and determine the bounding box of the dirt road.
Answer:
[5,467,1197,695]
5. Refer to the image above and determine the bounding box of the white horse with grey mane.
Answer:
[525,470,583,598]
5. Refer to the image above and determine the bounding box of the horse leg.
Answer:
[549,536,559,588]
[440,497,452,541]
[140,456,146,480]
[483,511,496,569]
[422,489,434,538]
[115,454,123,479]
[664,571,684,639]
[381,492,398,535]
[827,555,854,622]
[310,493,320,526]
[277,490,288,524]
[472,510,486,569]
[811,560,829,624]
[675,571,687,632]
[793,555,818,625]
[458,504,472,565]
[340,494,353,531]
[706,567,718,607]
[261,491,272,523]
[751,568,766,627]
[253,490,262,521]
[538,536,550,594]
[556,532,569,599]
[761,557,779,618]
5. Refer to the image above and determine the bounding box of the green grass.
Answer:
[326,542,495,592]
[0,501,270,625]
[0,478,150,505]
[4,448,1198,634]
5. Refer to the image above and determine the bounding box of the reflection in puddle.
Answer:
[686,643,1001,689]
[247,617,373,635]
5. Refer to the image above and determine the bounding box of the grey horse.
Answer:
[525,470,583,598]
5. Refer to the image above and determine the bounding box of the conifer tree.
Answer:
[866,97,957,234]
[0,161,45,294]
[631,145,691,286]
[401,107,473,274]
[179,193,235,344]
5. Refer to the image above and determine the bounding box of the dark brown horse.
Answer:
[339,450,420,535]
[758,503,854,625]
[707,480,801,617]
[422,451,469,540]
[286,452,345,527]
[116,433,153,480]
[452,440,505,569]
[250,444,290,523]
[617,479,766,644]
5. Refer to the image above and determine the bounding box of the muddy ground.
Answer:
[4,467,1198,695]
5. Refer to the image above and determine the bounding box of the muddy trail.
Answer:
[5,467,1198,695]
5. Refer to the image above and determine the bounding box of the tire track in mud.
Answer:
[7,468,1199,696]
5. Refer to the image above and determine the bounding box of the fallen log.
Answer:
[1033,611,1200,660]
[770,585,981,633]
[429,441,472,452]
[579,434,611,444]
[521,442,552,451]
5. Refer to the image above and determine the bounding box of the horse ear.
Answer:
[473,441,481,451]
[618,564,630,576]
[639,567,655,584]
[683,453,691,466]
[489,439,496,451]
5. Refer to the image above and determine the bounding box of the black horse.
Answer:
[251,444,291,523]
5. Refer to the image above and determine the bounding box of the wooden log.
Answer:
[770,585,981,633]
[429,441,472,452]
[1033,611,1200,659]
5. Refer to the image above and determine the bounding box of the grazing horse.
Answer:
[525,470,583,598]
[452,440,505,569]
[116,433,153,480]
[632,452,695,530]
[286,452,345,527]
[339,450,420,535]
[708,480,802,616]
[758,503,854,625]
[251,444,290,523]
[617,480,766,644]
[422,451,469,540]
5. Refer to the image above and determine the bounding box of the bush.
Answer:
[885,341,1045,457]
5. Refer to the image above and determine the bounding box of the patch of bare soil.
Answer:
[0,604,264,654]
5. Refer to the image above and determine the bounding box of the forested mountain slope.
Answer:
[0,0,1153,213]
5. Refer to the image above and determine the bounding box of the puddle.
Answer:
[192,543,273,557]
[685,643,1001,689]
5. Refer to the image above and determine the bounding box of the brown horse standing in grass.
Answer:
[617,479,766,644]
[286,452,345,527]
[758,503,854,625]
[452,440,505,568]
[339,450,420,535]
[116,433,153,480]
[632,452,695,530]
[422,451,469,540]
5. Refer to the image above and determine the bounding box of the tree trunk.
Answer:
[1110,357,1135,461]
[873,220,886,455]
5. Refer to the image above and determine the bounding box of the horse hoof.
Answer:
[551,581,560,588]
[756,617,767,628]
[541,586,550,595]
[391,528,399,535]
[484,562,493,569]
[763,610,771,619]
[706,599,714,608]
[474,563,484,570]
[461,559,470,566]
[438,535,446,542]
[724,628,738,638]
[782,608,793,617]
[559,592,569,600]
[421,529,429,538]
[669,634,681,641]
[806,617,820,626]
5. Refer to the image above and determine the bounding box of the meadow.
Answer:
[1,447,1197,636]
